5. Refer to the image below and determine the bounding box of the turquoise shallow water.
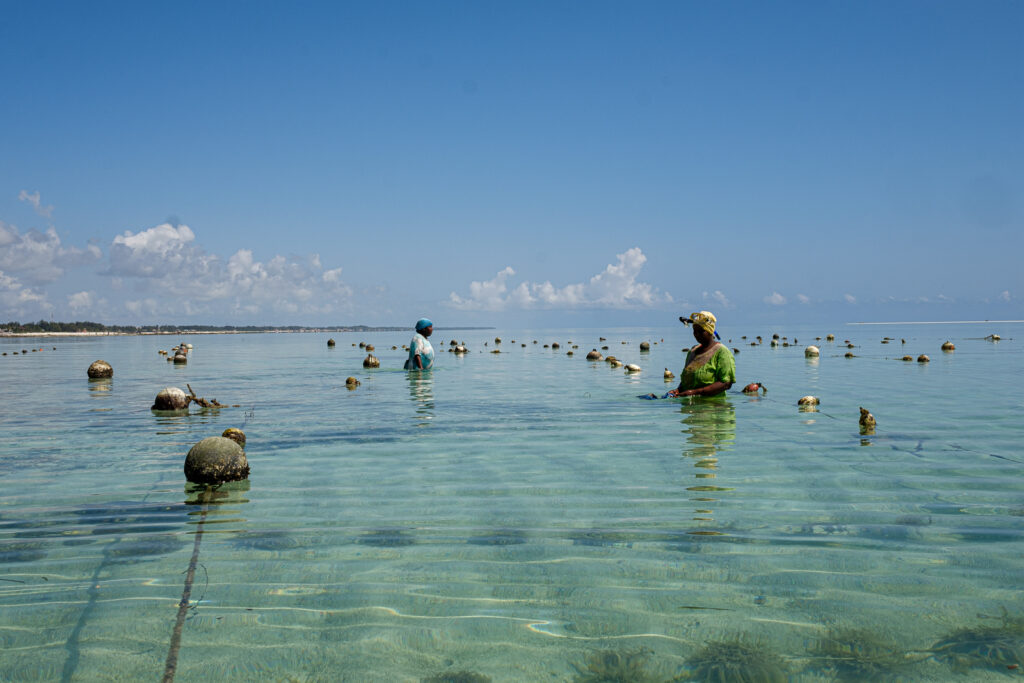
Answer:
[1,324,1022,681]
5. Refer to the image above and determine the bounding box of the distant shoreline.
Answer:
[0,327,495,338]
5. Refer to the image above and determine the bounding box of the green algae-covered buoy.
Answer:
[185,436,249,484]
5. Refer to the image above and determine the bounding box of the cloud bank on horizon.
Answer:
[448,248,672,311]
[1,198,1017,326]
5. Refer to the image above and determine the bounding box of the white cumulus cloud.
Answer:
[764,291,787,306]
[449,266,517,311]
[108,223,198,278]
[67,291,98,312]
[797,293,811,304]
[448,248,671,311]
[999,290,1011,302]
[844,293,856,304]
[0,220,102,284]
[103,223,354,319]
[702,290,731,309]
[18,190,54,219]
[0,269,50,317]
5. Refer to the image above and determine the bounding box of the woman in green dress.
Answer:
[667,310,736,397]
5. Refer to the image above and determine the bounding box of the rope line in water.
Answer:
[162,488,210,683]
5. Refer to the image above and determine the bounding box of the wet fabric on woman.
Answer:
[405,318,435,370]
[678,342,736,391]
[668,310,736,398]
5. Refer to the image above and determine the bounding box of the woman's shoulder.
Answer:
[715,342,734,355]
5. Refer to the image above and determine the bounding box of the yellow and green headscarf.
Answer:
[687,311,720,340]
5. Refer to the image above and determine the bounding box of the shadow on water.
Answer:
[55,482,250,683]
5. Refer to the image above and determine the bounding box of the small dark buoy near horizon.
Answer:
[586,350,602,361]
[345,377,360,389]
[172,353,187,364]
[941,341,955,352]
[184,437,249,484]
[918,354,930,363]
[152,387,189,411]
[327,338,336,347]
[87,360,113,378]
[363,354,380,368]
[640,342,650,351]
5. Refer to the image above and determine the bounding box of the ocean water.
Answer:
[1,323,1021,682]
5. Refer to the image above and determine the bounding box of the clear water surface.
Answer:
[1,324,1022,681]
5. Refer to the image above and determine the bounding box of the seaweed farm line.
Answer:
[1,323,1022,681]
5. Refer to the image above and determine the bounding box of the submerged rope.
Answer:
[162,487,210,683]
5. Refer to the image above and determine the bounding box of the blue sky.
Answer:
[1,1,1020,327]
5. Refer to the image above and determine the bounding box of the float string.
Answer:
[162,486,211,683]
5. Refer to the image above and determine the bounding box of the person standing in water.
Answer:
[667,311,735,397]
[405,318,435,370]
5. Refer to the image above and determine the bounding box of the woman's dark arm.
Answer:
[676,381,732,397]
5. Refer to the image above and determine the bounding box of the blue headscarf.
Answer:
[415,318,433,332]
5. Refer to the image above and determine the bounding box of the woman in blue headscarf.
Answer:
[405,318,435,370]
